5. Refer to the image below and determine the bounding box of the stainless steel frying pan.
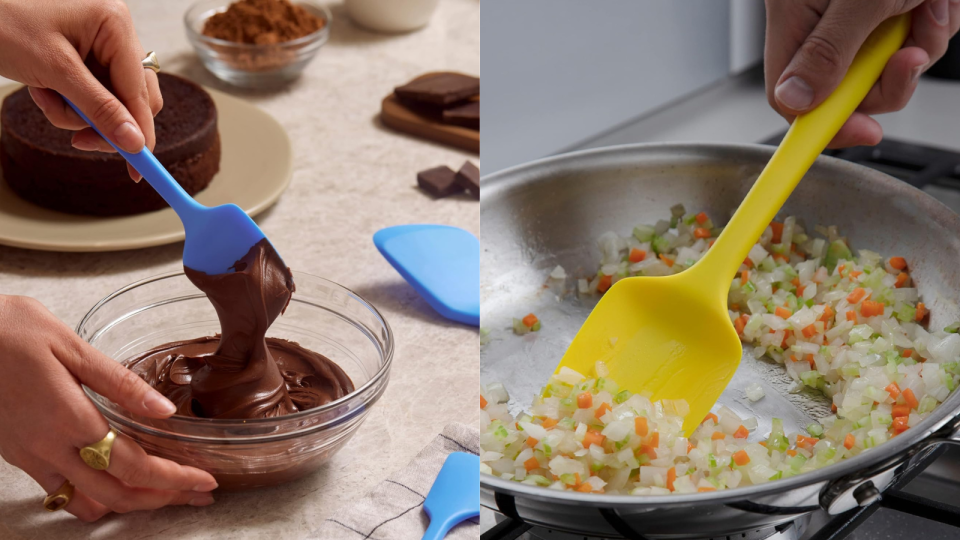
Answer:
[479,143,960,539]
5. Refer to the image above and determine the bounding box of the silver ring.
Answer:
[142,51,160,73]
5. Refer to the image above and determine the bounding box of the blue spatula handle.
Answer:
[61,96,202,218]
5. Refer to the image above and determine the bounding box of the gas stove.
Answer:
[480,135,960,540]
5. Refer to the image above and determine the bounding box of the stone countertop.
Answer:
[0,1,478,538]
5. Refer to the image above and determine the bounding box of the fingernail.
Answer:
[193,481,218,492]
[775,76,815,111]
[143,391,177,415]
[72,140,99,152]
[113,122,144,153]
[931,0,949,25]
[911,63,928,84]
[189,496,215,507]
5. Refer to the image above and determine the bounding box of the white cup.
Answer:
[343,0,441,33]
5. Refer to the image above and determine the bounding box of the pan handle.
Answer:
[820,414,960,514]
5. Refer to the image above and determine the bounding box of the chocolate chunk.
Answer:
[395,73,480,106]
[417,166,464,198]
[442,101,479,130]
[455,161,480,200]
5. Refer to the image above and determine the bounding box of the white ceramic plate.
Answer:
[0,84,292,252]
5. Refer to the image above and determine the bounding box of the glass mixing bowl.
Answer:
[77,271,392,490]
[184,0,331,88]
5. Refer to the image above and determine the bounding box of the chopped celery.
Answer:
[531,321,542,332]
[652,235,671,254]
[824,239,852,272]
[945,322,960,333]
[807,423,824,437]
[789,454,807,470]
[633,225,656,242]
[560,473,577,485]
[614,389,632,404]
[526,475,552,486]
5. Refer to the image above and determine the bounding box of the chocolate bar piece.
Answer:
[395,73,479,106]
[417,166,464,198]
[455,161,479,200]
[442,101,479,130]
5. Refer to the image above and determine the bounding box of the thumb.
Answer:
[773,3,888,114]
[57,335,177,419]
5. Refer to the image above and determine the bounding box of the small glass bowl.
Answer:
[77,271,393,490]
[184,0,331,88]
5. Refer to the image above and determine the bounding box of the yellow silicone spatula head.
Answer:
[555,14,912,435]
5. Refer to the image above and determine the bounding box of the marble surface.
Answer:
[0,1,479,538]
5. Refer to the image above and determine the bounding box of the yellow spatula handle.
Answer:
[693,14,911,301]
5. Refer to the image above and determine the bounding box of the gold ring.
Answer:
[43,480,74,512]
[142,51,160,73]
[79,427,118,470]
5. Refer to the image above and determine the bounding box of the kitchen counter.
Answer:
[0,1,479,538]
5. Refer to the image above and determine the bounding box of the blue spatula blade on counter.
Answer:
[62,96,276,275]
[373,224,479,326]
[422,452,480,540]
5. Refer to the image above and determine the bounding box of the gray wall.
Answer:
[481,0,736,174]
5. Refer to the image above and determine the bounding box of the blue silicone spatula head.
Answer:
[373,225,479,326]
[62,96,276,275]
[421,452,480,540]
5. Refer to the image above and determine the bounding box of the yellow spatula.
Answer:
[555,14,911,435]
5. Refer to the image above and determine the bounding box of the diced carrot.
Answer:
[709,239,716,248]
[797,285,806,296]
[733,425,749,439]
[541,418,558,429]
[522,313,539,327]
[837,264,846,275]
[695,212,708,224]
[820,305,835,322]
[775,306,792,318]
[847,288,866,303]
[650,432,659,447]
[796,435,819,449]
[733,450,750,466]
[903,388,919,409]
[582,429,605,448]
[480,395,488,408]
[902,349,913,358]
[832,403,838,412]
[526,437,539,448]
[741,270,749,283]
[694,227,712,239]
[598,274,613,293]
[703,413,719,425]
[698,487,717,492]
[790,355,799,362]
[629,248,647,263]
[773,253,789,262]
[687,441,694,453]
[886,383,901,400]
[734,314,748,335]
[805,354,815,368]
[575,473,581,485]
[892,416,910,434]
[844,433,855,450]
[916,302,928,322]
[524,457,540,471]
[731,303,740,311]
[667,467,677,491]
[895,272,909,288]
[577,392,593,409]
[781,329,793,348]
[790,278,801,287]
[594,402,612,420]
[770,221,784,243]
[849,270,863,278]
[638,445,657,460]
[786,449,798,457]
[860,301,885,318]
[711,431,725,440]
[758,441,767,447]
[576,483,594,493]
[659,254,675,267]
[802,324,818,338]
[846,310,857,323]
[635,416,649,436]
[889,257,907,270]
[743,258,754,268]
[892,404,911,418]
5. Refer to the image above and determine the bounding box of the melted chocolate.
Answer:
[125,239,354,419]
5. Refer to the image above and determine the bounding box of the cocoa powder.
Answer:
[202,0,324,45]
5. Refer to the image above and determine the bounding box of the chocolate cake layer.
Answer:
[0,73,220,216]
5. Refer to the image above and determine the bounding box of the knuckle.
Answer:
[150,93,163,116]
[90,97,126,130]
[119,463,152,487]
[109,498,134,514]
[799,34,845,72]
[111,367,146,401]
[98,0,130,19]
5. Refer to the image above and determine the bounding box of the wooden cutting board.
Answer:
[380,72,479,153]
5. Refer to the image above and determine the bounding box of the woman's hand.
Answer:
[0,0,163,180]
[0,296,217,522]
[765,0,960,148]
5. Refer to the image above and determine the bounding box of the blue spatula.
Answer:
[373,224,479,326]
[422,452,480,540]
[62,97,274,275]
